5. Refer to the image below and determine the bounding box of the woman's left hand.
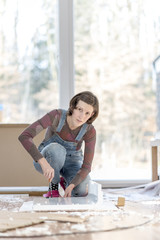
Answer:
[64,184,75,197]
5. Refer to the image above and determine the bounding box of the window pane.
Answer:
[0,0,58,123]
[74,0,159,180]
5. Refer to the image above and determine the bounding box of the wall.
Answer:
[0,124,47,187]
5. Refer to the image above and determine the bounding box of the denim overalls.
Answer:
[34,110,90,196]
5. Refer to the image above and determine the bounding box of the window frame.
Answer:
[58,0,74,109]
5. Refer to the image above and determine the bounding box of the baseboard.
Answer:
[0,186,48,196]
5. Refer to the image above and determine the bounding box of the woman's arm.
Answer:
[64,184,75,197]
[18,109,60,162]
[71,126,96,186]
[38,157,55,182]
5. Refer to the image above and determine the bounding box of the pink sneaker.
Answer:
[43,190,60,198]
[60,177,66,190]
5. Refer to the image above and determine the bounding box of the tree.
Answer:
[74,0,157,171]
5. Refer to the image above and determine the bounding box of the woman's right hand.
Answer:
[38,157,54,182]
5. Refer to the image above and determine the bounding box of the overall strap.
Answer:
[56,109,88,141]
[75,123,88,141]
[56,109,67,132]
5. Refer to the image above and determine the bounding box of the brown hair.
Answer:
[68,91,99,124]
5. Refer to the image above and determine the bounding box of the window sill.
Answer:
[94,178,152,188]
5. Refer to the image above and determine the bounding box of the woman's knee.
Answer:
[41,143,66,167]
[42,143,66,160]
[42,143,66,156]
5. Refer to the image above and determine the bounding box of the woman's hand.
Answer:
[38,157,54,182]
[64,184,75,197]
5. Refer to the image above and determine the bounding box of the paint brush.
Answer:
[49,179,52,198]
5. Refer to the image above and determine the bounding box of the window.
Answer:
[1,0,159,182]
[74,0,159,180]
[0,0,58,123]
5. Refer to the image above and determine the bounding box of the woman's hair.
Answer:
[68,91,99,124]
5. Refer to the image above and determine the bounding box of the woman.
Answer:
[18,91,99,198]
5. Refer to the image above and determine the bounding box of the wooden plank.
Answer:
[0,211,86,232]
[152,146,158,181]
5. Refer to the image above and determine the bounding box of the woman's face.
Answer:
[69,100,94,129]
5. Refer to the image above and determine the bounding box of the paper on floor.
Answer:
[104,180,160,202]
